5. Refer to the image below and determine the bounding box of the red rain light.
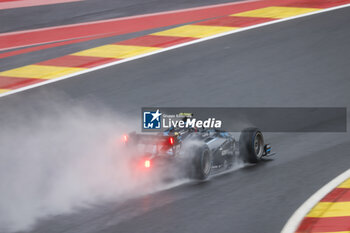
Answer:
[169,137,174,145]
[122,134,128,143]
[144,160,151,168]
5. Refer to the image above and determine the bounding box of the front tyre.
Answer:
[239,127,264,163]
[189,145,212,180]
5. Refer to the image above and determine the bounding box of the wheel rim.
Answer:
[254,133,264,159]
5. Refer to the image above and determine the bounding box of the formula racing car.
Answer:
[123,118,274,180]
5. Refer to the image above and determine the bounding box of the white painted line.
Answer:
[281,169,350,233]
[1,3,350,98]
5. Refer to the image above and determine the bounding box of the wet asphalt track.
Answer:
[1,5,350,233]
[0,0,243,33]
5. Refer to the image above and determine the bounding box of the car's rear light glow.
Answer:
[144,160,151,168]
[169,137,174,145]
[122,134,128,143]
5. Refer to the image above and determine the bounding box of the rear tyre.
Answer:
[239,127,264,163]
[188,145,212,180]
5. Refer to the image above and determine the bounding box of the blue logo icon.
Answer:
[143,109,162,129]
